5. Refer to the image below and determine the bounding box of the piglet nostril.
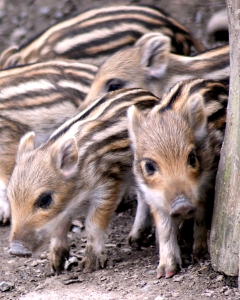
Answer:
[171,213,181,220]
[170,196,195,220]
[187,208,195,218]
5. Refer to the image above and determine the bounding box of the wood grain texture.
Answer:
[210,0,240,278]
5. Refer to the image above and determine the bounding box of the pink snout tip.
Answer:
[9,241,32,257]
[170,196,195,220]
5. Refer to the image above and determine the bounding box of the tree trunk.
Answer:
[209,0,240,278]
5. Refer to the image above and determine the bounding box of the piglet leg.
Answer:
[153,210,181,278]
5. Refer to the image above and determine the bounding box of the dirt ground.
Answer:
[0,0,237,299]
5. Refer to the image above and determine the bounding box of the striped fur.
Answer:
[0,5,204,69]
[127,78,228,278]
[85,33,229,103]
[0,60,97,223]
[7,88,159,274]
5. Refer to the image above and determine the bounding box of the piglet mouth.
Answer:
[9,240,32,257]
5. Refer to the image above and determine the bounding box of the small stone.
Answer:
[10,28,27,42]
[0,281,14,292]
[171,292,180,297]
[215,275,224,282]
[202,289,215,297]
[105,243,117,248]
[71,226,81,233]
[195,11,202,22]
[0,10,5,19]
[40,253,48,260]
[145,269,156,275]
[100,276,106,281]
[122,247,131,253]
[220,286,228,293]
[173,275,184,282]
[202,293,211,297]
[31,260,39,267]
[154,297,164,300]
[55,11,63,19]
[39,7,50,16]
[224,290,231,296]
[138,281,146,288]
[63,277,83,285]
[64,256,78,270]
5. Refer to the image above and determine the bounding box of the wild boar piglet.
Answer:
[85,32,229,103]
[7,88,159,274]
[127,78,228,278]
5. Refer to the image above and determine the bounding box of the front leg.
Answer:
[128,190,152,247]
[81,182,121,272]
[152,210,181,278]
[49,219,72,274]
[193,207,208,258]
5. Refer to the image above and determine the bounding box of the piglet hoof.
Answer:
[128,232,155,250]
[50,246,69,275]
[128,223,154,249]
[156,255,181,279]
[127,234,141,249]
[81,245,107,272]
[193,242,208,260]
[157,265,178,279]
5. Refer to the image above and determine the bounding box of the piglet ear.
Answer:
[0,45,18,68]
[136,32,171,79]
[127,105,144,150]
[16,131,35,162]
[56,137,79,179]
[184,94,207,138]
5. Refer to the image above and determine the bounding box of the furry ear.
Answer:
[55,137,79,179]
[136,33,171,79]
[3,53,23,69]
[0,45,18,68]
[184,94,207,137]
[16,132,35,162]
[127,105,145,150]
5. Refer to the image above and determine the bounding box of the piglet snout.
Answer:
[9,241,32,257]
[170,196,195,220]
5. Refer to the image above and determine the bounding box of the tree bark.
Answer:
[209,0,240,278]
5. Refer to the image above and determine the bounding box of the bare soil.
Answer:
[0,0,237,299]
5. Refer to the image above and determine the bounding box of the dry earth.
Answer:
[0,0,237,299]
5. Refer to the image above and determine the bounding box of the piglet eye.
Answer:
[35,192,53,209]
[107,79,125,92]
[144,160,157,176]
[188,151,197,168]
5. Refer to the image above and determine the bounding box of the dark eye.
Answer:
[144,160,157,176]
[107,79,125,92]
[35,192,53,209]
[188,151,197,168]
